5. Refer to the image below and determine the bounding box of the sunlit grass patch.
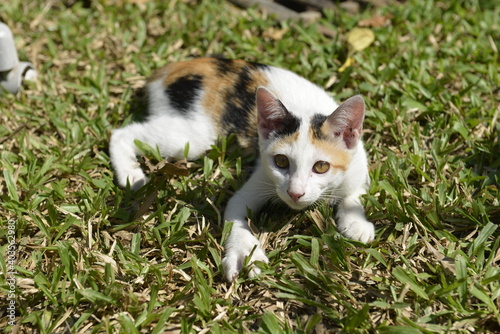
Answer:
[0,0,498,332]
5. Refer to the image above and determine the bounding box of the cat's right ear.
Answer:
[256,87,290,139]
[326,95,365,149]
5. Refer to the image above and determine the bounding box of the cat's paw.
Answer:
[222,234,269,281]
[337,217,375,243]
[117,168,149,191]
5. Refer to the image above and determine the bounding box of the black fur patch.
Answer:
[213,58,268,76]
[273,106,301,138]
[311,113,328,140]
[219,61,301,141]
[165,74,203,113]
[213,57,234,75]
[220,63,267,135]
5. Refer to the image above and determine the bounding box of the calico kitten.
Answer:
[109,57,375,281]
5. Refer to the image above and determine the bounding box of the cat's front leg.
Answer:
[336,193,375,243]
[222,223,268,281]
[222,167,270,281]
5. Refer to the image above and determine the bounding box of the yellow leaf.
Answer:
[347,28,375,51]
[338,57,355,72]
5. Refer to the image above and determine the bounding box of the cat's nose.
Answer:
[287,190,305,202]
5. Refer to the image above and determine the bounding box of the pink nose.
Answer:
[287,190,304,202]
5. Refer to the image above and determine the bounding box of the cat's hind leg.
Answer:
[109,114,217,190]
[109,122,153,190]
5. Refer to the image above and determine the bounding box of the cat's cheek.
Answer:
[275,189,295,208]
[273,177,302,208]
[265,166,288,191]
[324,173,345,195]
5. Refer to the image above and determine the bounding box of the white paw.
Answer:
[222,233,269,281]
[337,217,375,243]
[118,168,149,191]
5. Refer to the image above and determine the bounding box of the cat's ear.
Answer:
[256,87,294,139]
[327,95,365,149]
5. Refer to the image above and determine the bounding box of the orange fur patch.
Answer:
[271,132,300,151]
[315,140,351,171]
[271,131,350,172]
[308,126,350,171]
[149,58,269,147]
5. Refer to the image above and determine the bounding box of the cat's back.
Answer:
[147,57,268,117]
[146,58,337,146]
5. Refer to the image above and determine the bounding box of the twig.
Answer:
[229,0,301,20]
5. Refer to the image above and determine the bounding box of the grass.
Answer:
[0,0,499,332]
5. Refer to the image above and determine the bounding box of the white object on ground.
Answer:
[0,22,37,94]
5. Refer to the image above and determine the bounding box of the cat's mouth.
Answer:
[287,201,313,210]
[278,192,315,211]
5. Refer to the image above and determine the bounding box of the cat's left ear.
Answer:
[256,87,295,139]
[326,95,365,149]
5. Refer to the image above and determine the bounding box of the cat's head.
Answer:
[256,87,365,210]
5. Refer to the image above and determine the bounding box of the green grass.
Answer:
[1,0,499,332]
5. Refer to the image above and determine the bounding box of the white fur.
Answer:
[265,67,338,117]
[109,81,217,189]
[109,63,374,281]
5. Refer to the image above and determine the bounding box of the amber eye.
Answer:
[313,161,330,174]
[274,154,289,169]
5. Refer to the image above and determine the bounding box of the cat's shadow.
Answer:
[253,201,297,232]
[126,86,149,123]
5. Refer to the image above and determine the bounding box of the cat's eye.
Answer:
[274,154,289,169]
[313,161,330,174]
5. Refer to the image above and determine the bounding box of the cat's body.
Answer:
[110,57,375,281]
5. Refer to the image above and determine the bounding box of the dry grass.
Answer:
[0,0,499,333]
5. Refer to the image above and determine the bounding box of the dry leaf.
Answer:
[359,14,392,28]
[347,27,375,52]
[141,156,189,177]
[339,28,375,72]
[155,160,189,177]
[263,27,288,40]
[325,74,337,89]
